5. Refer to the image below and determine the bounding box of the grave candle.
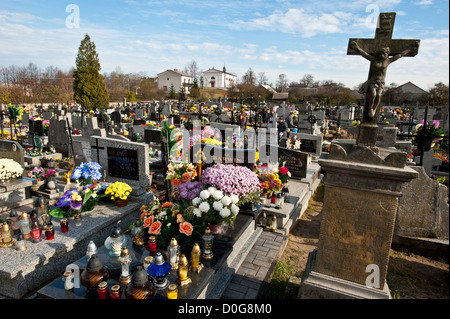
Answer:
[19,213,32,239]
[97,281,109,299]
[166,284,178,299]
[60,219,69,233]
[110,285,121,299]
[15,234,27,251]
[167,238,180,269]
[1,223,15,248]
[62,271,74,290]
[45,224,55,240]
[30,221,42,242]
[189,243,203,273]
[148,236,157,256]
[176,254,192,287]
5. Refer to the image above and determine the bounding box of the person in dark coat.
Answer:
[285,112,296,129]
[277,117,287,138]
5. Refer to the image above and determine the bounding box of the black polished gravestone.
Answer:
[29,119,44,136]
[107,147,139,181]
[300,139,317,154]
[144,128,162,144]
[133,119,146,126]
[264,144,308,179]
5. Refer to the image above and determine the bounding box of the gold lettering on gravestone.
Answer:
[315,186,397,289]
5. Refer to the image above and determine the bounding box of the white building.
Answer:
[203,66,237,89]
[157,69,192,94]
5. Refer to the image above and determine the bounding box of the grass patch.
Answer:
[262,261,297,299]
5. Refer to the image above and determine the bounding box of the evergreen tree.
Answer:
[73,34,109,109]
[168,84,177,99]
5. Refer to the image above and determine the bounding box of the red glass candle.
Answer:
[30,222,42,242]
[148,236,157,256]
[110,285,121,299]
[271,193,276,204]
[45,225,55,240]
[97,281,109,299]
[60,219,69,233]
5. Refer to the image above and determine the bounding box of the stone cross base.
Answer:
[300,151,418,299]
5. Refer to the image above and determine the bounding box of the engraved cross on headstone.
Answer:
[347,12,420,147]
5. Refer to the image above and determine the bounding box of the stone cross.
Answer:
[347,12,420,146]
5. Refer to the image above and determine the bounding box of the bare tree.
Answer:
[257,72,268,86]
[276,74,289,92]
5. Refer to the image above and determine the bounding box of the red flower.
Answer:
[171,178,182,187]
[279,167,288,175]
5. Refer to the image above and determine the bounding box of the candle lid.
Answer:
[60,219,68,225]
[9,209,18,218]
[169,237,178,247]
[63,271,73,278]
[178,254,188,266]
[111,285,120,293]
[20,212,29,220]
[98,281,108,289]
[86,254,103,272]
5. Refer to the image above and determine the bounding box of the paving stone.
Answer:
[227,282,249,294]
[222,289,245,299]
[255,266,270,280]
[244,288,259,299]
[241,278,263,290]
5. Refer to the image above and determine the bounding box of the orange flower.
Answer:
[162,202,174,208]
[179,222,193,236]
[143,216,154,228]
[171,178,182,187]
[140,205,148,211]
[181,172,190,183]
[140,211,147,221]
[176,213,185,223]
[149,221,162,235]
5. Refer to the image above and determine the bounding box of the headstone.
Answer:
[42,111,53,121]
[110,111,121,124]
[277,146,308,179]
[144,129,162,145]
[90,136,150,196]
[291,132,323,157]
[0,140,24,167]
[47,117,70,157]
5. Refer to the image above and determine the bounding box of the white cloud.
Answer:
[232,8,351,37]
[415,0,434,6]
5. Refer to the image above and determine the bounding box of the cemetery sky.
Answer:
[0,0,448,91]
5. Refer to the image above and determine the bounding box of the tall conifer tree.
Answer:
[73,34,109,109]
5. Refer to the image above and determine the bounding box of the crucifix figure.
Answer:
[347,12,420,146]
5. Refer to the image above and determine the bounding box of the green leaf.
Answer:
[49,207,68,219]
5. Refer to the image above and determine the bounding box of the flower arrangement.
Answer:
[412,120,446,149]
[278,165,291,184]
[224,132,245,149]
[166,162,197,186]
[140,198,205,247]
[71,162,102,186]
[43,120,50,131]
[191,186,240,226]
[50,183,108,218]
[28,166,45,180]
[161,121,182,160]
[434,154,449,164]
[188,126,221,149]
[201,164,260,206]
[105,181,132,201]
[0,158,23,183]
[286,136,301,150]
[44,168,57,180]
[258,173,282,194]
[179,181,203,201]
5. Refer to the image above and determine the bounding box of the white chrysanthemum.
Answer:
[213,190,224,200]
[199,202,210,213]
[192,197,202,206]
[219,208,231,218]
[193,208,202,217]
[208,186,217,194]
[200,190,210,200]
[230,194,239,204]
[213,201,223,211]
[221,196,231,206]
[231,204,239,215]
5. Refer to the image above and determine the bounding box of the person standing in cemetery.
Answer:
[278,117,287,138]
[285,112,297,130]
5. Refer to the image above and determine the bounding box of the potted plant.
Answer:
[44,168,58,190]
[105,181,133,207]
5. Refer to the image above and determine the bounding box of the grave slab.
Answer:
[0,192,153,299]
